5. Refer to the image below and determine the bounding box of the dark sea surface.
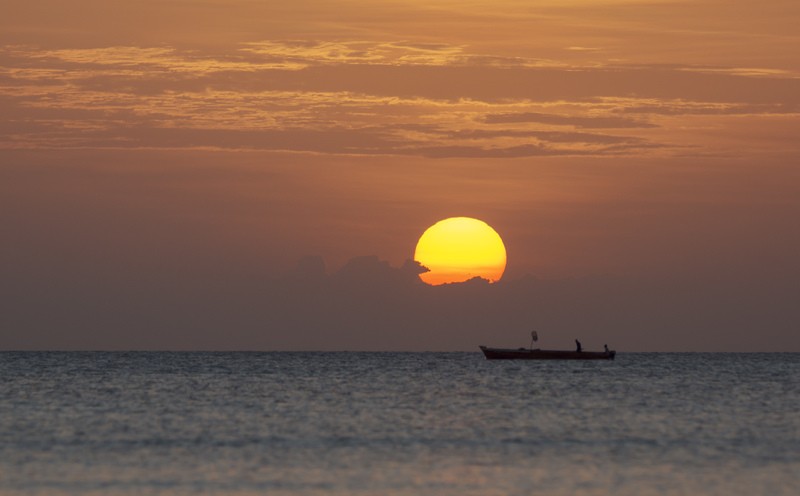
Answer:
[1,352,798,495]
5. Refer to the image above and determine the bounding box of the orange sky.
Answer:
[1,1,798,351]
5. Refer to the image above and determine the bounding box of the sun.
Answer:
[414,217,507,286]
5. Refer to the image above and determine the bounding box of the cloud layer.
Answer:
[2,38,798,158]
[2,252,797,352]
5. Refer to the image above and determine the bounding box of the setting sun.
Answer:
[414,217,507,286]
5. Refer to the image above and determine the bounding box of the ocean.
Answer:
[1,352,798,495]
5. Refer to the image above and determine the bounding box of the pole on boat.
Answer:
[530,330,538,350]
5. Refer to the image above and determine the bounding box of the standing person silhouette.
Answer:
[575,339,582,352]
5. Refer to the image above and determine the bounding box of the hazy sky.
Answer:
[2,0,798,351]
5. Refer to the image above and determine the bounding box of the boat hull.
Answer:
[480,346,615,360]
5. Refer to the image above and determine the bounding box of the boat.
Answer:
[479,345,616,360]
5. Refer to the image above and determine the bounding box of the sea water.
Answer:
[0,352,798,495]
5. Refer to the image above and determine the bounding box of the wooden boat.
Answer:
[480,345,616,360]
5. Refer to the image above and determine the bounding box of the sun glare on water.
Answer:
[414,217,507,286]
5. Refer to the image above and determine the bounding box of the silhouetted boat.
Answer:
[479,345,616,360]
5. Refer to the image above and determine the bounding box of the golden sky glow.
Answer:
[1,0,799,351]
[415,217,506,285]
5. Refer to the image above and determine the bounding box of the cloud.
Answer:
[616,102,799,116]
[446,129,642,144]
[2,43,799,157]
[483,112,657,129]
[241,40,470,67]
[2,251,797,351]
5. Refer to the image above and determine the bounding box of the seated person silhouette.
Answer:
[575,339,582,352]
[604,344,609,353]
